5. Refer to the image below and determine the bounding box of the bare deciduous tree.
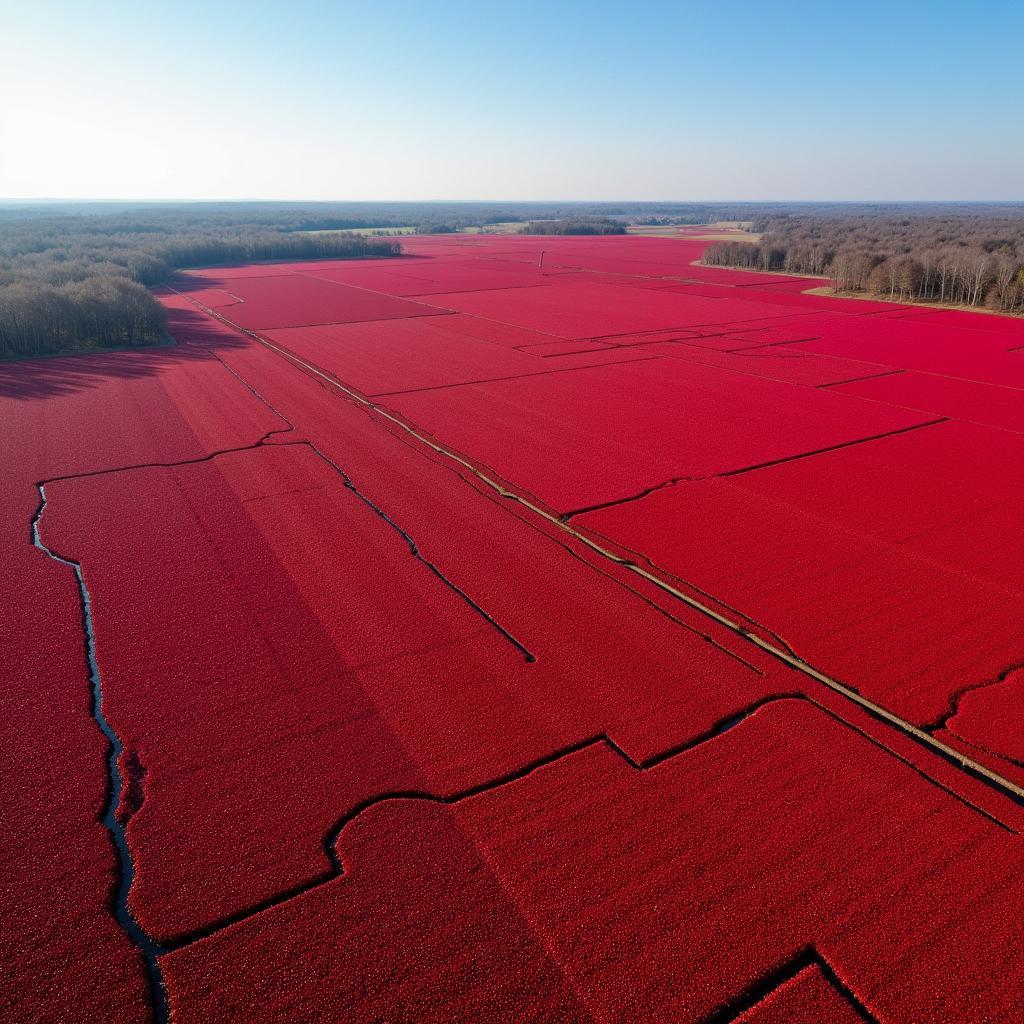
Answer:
[703,212,1024,313]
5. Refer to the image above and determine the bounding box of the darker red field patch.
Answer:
[634,338,897,386]
[162,700,1024,1023]
[579,419,1023,725]
[294,260,554,296]
[43,433,778,941]
[195,274,449,329]
[383,355,933,512]
[830,369,1024,432]
[429,278,803,339]
[0,345,285,1022]
[260,316,649,396]
[675,323,830,351]
[793,314,1024,386]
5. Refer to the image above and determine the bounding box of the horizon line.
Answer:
[3,197,1024,206]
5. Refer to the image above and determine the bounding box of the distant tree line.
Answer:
[630,216,715,226]
[703,212,1024,314]
[520,219,626,236]
[415,222,460,234]
[0,211,401,359]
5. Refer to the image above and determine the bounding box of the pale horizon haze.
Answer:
[1,0,1021,202]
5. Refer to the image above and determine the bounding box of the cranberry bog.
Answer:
[4,233,1024,1023]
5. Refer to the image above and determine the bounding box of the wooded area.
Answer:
[703,209,1024,313]
[0,209,401,359]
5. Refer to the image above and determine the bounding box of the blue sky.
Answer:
[1,0,1020,200]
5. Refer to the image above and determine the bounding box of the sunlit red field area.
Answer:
[4,230,1024,1023]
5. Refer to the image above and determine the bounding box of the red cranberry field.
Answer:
[3,231,1023,1023]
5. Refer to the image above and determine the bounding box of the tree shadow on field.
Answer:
[0,308,251,401]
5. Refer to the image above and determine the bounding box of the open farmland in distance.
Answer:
[4,229,1023,1023]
